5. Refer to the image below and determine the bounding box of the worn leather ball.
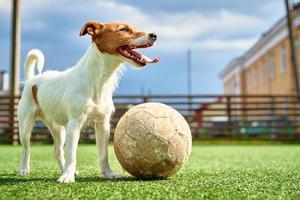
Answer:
[114,102,192,179]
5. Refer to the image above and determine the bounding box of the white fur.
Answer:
[18,43,125,183]
[129,35,151,46]
[24,49,44,80]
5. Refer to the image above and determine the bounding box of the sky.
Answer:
[0,0,290,95]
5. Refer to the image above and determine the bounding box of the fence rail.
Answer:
[1,94,300,144]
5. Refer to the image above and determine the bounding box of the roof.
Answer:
[218,56,243,80]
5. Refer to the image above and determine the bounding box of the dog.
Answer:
[17,20,159,183]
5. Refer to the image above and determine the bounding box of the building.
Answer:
[219,4,300,95]
[0,70,9,95]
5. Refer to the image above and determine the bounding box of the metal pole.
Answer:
[285,0,300,95]
[187,49,192,95]
[187,49,192,116]
[10,0,21,145]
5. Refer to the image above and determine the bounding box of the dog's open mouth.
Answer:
[118,44,160,66]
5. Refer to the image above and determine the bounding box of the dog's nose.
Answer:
[149,33,157,41]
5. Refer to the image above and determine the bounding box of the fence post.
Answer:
[226,96,232,136]
[10,96,19,145]
[143,95,148,103]
[271,96,276,120]
[9,0,20,145]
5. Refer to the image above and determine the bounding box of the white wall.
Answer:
[0,71,9,91]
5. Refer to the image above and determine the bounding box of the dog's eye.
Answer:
[119,27,129,32]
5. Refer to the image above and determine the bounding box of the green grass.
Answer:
[0,144,300,200]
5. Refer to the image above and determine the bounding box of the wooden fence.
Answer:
[1,94,300,144]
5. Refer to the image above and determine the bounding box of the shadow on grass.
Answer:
[0,174,167,185]
[76,176,167,183]
[0,173,57,185]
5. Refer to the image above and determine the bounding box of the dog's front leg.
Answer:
[58,117,85,183]
[95,116,122,179]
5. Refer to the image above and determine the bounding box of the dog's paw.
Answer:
[57,174,75,183]
[19,168,29,176]
[103,172,123,180]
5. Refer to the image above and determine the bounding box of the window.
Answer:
[233,78,238,93]
[254,66,259,85]
[257,65,261,85]
[262,62,266,82]
[247,70,253,90]
[295,37,300,54]
[269,54,275,80]
[246,72,250,91]
[280,46,287,73]
[295,37,300,71]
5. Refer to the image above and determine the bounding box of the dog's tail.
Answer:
[24,49,44,81]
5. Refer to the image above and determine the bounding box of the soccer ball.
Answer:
[114,102,192,179]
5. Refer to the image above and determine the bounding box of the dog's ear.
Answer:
[79,21,104,36]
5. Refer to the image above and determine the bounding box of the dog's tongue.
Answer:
[141,55,160,63]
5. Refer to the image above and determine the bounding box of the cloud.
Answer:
[260,1,284,16]
[157,38,257,51]
[23,20,47,31]
[15,0,267,52]
[201,38,258,51]
[91,2,266,41]
[0,1,11,13]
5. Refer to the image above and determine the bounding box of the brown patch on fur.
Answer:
[79,21,145,54]
[32,85,39,106]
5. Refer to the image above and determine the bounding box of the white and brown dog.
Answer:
[17,21,159,183]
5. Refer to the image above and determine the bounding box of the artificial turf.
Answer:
[0,144,300,200]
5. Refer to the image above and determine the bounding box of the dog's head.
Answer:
[80,21,160,67]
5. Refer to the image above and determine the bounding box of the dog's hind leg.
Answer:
[18,111,35,176]
[58,116,86,183]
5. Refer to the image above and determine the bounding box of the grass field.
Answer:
[0,144,300,200]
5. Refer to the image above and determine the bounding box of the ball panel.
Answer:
[113,114,127,143]
[170,108,192,137]
[168,133,190,162]
[125,110,156,137]
[153,117,177,141]
[129,103,171,118]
